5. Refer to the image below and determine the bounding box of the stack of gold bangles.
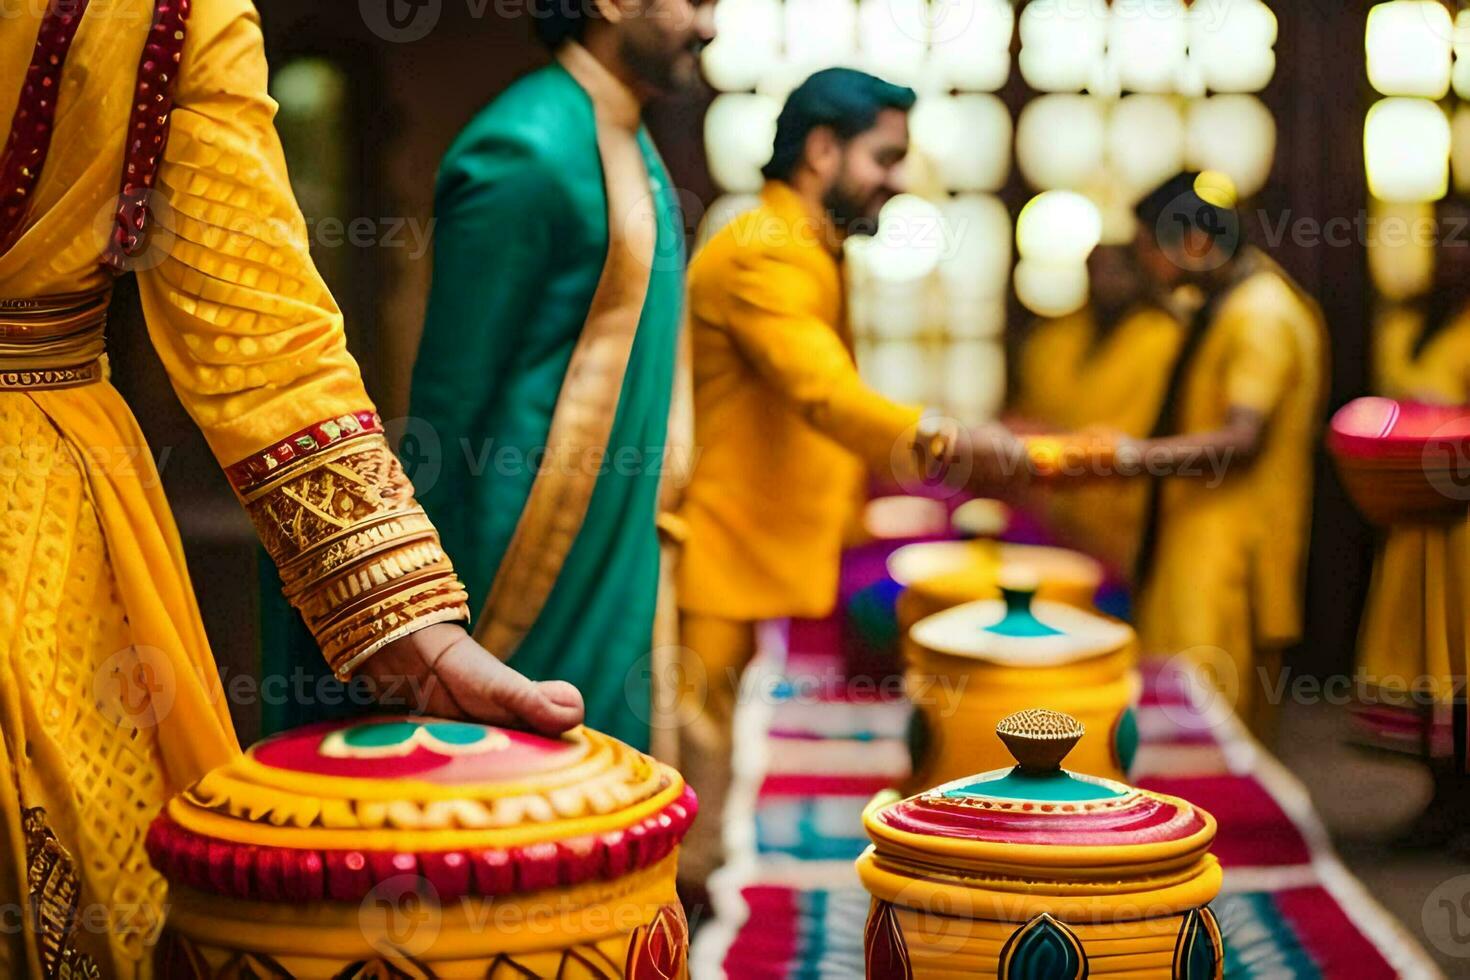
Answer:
[227,412,471,677]
[1021,431,1122,481]
[0,287,112,390]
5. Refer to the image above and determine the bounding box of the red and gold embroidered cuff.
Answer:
[229,413,470,678]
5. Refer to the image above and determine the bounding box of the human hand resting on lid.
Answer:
[360,623,585,734]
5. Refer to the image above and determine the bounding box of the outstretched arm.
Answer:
[1118,404,1268,475]
[132,0,581,732]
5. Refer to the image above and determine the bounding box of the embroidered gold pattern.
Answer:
[0,288,111,390]
[0,363,103,390]
[237,431,469,676]
[23,808,101,980]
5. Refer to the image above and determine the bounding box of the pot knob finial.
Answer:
[996,709,1085,773]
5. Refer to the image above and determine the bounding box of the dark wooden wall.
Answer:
[1259,0,1377,677]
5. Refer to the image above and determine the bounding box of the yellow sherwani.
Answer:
[1013,306,1182,573]
[0,2,468,975]
[1137,257,1327,727]
[1357,303,1470,725]
[673,180,922,882]
[677,181,923,622]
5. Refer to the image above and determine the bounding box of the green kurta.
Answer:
[404,63,685,750]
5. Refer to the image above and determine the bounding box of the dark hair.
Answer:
[1134,170,1241,257]
[531,0,589,49]
[762,68,917,182]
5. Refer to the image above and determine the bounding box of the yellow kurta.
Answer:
[1136,257,1326,724]
[0,2,468,976]
[1357,303,1470,718]
[1013,306,1182,573]
[677,180,923,622]
[673,180,923,884]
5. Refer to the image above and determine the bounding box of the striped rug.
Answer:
[690,539,1442,979]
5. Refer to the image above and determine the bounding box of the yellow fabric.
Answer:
[1372,303,1470,404]
[1358,303,1470,710]
[1012,306,1182,573]
[677,181,924,620]
[1014,306,1182,435]
[1136,260,1326,724]
[0,398,177,975]
[0,2,413,975]
[675,613,757,885]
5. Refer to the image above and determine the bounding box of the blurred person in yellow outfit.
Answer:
[1042,172,1327,740]
[0,2,582,976]
[672,68,1010,892]
[1357,198,1470,842]
[1011,245,1183,574]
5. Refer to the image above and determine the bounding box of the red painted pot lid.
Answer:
[146,717,694,904]
[864,710,1215,875]
[1329,397,1470,461]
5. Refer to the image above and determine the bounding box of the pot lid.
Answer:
[863,495,951,540]
[864,710,1214,878]
[887,541,1102,595]
[950,498,1011,538]
[146,717,694,904]
[908,584,1132,667]
[1329,397,1470,460]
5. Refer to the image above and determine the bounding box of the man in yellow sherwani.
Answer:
[1056,172,1327,740]
[672,68,994,890]
[0,2,582,976]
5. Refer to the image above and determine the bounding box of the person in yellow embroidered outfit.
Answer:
[1011,246,1182,574]
[1356,198,1470,840]
[1114,174,1325,739]
[0,2,582,976]
[672,68,1004,890]
[1041,173,1326,740]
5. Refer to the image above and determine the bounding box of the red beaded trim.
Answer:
[144,785,697,904]
[0,0,93,256]
[103,0,192,272]
[224,411,385,493]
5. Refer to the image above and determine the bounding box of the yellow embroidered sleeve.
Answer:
[134,0,468,676]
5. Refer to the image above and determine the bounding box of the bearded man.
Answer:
[407,0,715,751]
[671,68,998,890]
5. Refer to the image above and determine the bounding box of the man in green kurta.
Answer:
[405,1,713,750]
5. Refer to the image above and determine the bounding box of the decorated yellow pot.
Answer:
[904,585,1138,791]
[146,716,694,978]
[887,540,1104,640]
[859,710,1223,980]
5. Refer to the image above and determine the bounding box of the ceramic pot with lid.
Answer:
[859,709,1223,979]
[146,716,695,978]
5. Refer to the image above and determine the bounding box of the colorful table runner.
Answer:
[691,539,1442,979]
